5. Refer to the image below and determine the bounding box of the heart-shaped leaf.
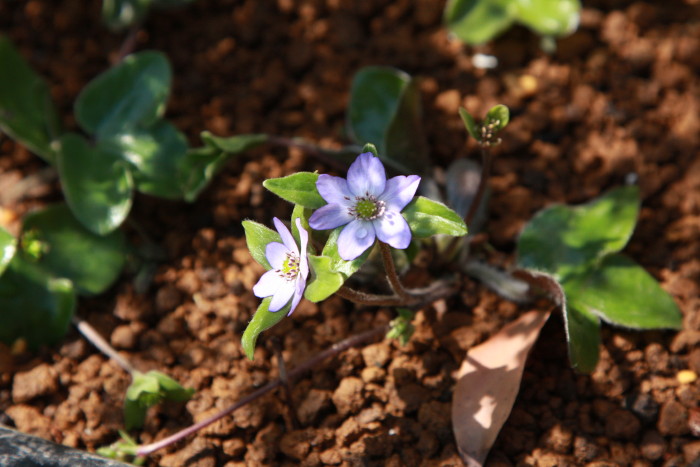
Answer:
[347,67,430,175]
[0,36,60,162]
[263,172,325,209]
[0,254,76,349]
[444,0,514,45]
[564,254,682,330]
[0,227,17,277]
[56,133,133,235]
[305,255,345,302]
[241,297,290,360]
[242,220,281,270]
[402,196,468,238]
[106,120,188,199]
[517,185,640,280]
[21,204,127,296]
[75,51,171,139]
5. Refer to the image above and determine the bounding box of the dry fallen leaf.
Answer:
[452,309,551,466]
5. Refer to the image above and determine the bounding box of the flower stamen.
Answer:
[349,195,386,221]
[276,252,300,281]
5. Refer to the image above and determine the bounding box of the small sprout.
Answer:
[387,308,415,345]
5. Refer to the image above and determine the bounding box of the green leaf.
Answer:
[321,227,372,278]
[565,303,601,373]
[75,51,171,139]
[485,104,510,131]
[305,255,345,302]
[241,297,290,360]
[200,131,268,154]
[458,107,479,142]
[0,254,76,349]
[516,185,640,280]
[105,120,188,199]
[347,67,430,174]
[242,220,281,270]
[56,133,133,235]
[124,370,194,430]
[564,254,682,330]
[0,227,17,277]
[515,0,580,37]
[263,172,325,209]
[21,204,127,296]
[402,196,468,238]
[0,35,60,162]
[444,0,515,45]
[102,0,151,30]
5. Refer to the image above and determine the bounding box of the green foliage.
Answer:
[387,308,415,345]
[444,0,581,45]
[347,67,430,174]
[21,204,127,296]
[263,172,326,209]
[0,253,76,350]
[0,35,60,162]
[402,196,468,238]
[305,255,345,302]
[241,297,290,360]
[517,186,682,372]
[242,220,281,270]
[459,105,510,146]
[0,227,17,277]
[124,371,194,430]
[97,430,144,465]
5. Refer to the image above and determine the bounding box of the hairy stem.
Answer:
[136,324,389,457]
[72,317,136,375]
[379,242,411,302]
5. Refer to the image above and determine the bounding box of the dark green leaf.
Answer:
[444,0,514,45]
[21,204,127,295]
[56,133,133,235]
[242,220,281,270]
[402,196,468,238]
[241,297,290,360]
[564,254,682,330]
[263,172,325,209]
[458,107,479,142]
[565,303,601,373]
[75,51,171,139]
[347,67,430,174]
[0,227,17,277]
[305,255,345,302]
[0,36,60,162]
[105,120,188,199]
[516,185,640,280]
[0,254,75,349]
[485,104,509,131]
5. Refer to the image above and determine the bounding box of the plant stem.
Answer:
[335,286,404,307]
[379,241,411,302]
[136,324,389,457]
[113,24,141,64]
[336,276,458,309]
[72,317,136,375]
[267,136,357,171]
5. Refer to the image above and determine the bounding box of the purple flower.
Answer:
[253,217,309,315]
[309,152,420,261]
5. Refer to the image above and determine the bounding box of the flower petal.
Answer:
[295,218,309,279]
[288,277,306,316]
[316,174,353,205]
[265,242,288,270]
[380,175,420,211]
[375,210,412,249]
[309,203,353,230]
[253,269,284,299]
[338,219,376,261]
[347,152,386,197]
[273,217,297,255]
[268,280,295,312]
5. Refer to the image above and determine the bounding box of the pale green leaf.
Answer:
[402,196,468,238]
[263,172,325,209]
[242,220,281,270]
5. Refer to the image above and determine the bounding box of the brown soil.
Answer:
[1,0,700,466]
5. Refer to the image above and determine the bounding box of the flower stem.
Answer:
[267,136,358,171]
[336,286,404,307]
[72,316,136,375]
[136,324,389,458]
[379,242,411,302]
